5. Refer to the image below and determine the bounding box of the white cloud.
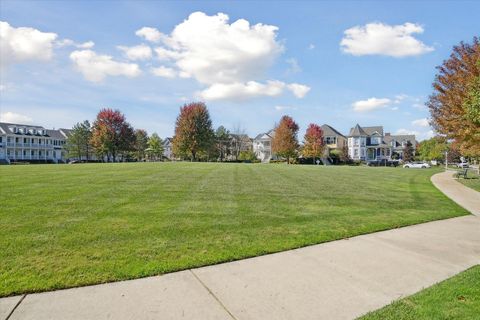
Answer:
[352,97,391,112]
[340,22,434,57]
[146,12,309,101]
[0,111,33,123]
[0,21,57,67]
[151,66,176,78]
[69,50,141,82]
[274,105,297,111]
[56,39,94,49]
[287,83,310,98]
[117,44,152,60]
[136,27,164,43]
[199,80,286,101]
[308,44,315,50]
[412,118,429,127]
[286,58,301,73]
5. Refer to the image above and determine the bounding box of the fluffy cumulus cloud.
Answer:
[352,97,391,112]
[56,38,95,49]
[69,50,141,82]
[0,111,33,123]
[411,118,429,127]
[340,22,434,57]
[136,27,164,43]
[151,66,176,78]
[138,12,309,101]
[0,21,57,67]
[117,44,152,60]
[199,80,285,101]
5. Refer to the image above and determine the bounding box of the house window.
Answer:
[354,149,358,156]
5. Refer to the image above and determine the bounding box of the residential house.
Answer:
[321,124,347,155]
[347,124,416,161]
[227,134,253,160]
[163,137,174,160]
[0,122,69,164]
[253,129,275,162]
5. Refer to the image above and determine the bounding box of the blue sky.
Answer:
[1,1,479,140]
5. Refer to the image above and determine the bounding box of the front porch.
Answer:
[366,146,391,161]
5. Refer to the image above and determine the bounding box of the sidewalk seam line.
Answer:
[5,294,27,320]
[190,270,238,320]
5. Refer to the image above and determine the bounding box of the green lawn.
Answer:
[0,163,469,297]
[358,265,480,319]
[457,170,480,192]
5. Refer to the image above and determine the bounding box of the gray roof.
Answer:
[0,122,69,139]
[254,129,275,141]
[321,124,345,138]
[362,126,384,136]
[384,134,416,147]
[348,124,368,136]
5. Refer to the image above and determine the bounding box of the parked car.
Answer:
[367,159,399,167]
[457,162,469,168]
[403,162,430,169]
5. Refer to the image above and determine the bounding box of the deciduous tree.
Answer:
[417,136,448,161]
[172,102,214,161]
[271,115,299,164]
[147,133,164,160]
[402,141,415,162]
[66,120,92,161]
[427,37,480,157]
[302,123,324,164]
[90,108,135,162]
[134,129,149,161]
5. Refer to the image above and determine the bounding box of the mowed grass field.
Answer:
[0,163,469,296]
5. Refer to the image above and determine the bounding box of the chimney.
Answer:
[385,132,390,136]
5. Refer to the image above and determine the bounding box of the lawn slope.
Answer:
[0,163,469,296]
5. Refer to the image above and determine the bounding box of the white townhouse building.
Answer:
[347,124,416,161]
[253,129,275,163]
[0,122,70,164]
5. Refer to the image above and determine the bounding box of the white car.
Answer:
[403,162,430,169]
[457,162,469,168]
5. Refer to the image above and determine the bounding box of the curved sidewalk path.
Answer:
[2,172,480,320]
[431,170,480,216]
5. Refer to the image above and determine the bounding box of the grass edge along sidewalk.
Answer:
[358,265,480,320]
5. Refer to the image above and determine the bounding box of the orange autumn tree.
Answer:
[271,115,299,164]
[172,102,215,161]
[427,37,480,157]
[302,123,324,164]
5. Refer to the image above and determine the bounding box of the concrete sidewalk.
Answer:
[2,172,479,320]
[431,170,480,216]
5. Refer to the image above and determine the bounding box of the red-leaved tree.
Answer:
[271,115,299,164]
[302,123,324,163]
[91,108,135,162]
[172,102,215,161]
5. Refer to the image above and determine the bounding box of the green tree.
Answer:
[215,126,230,161]
[66,120,92,161]
[147,133,164,161]
[134,129,149,161]
[417,137,448,161]
[172,102,215,161]
[238,150,257,161]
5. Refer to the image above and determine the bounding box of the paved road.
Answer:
[2,171,479,320]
